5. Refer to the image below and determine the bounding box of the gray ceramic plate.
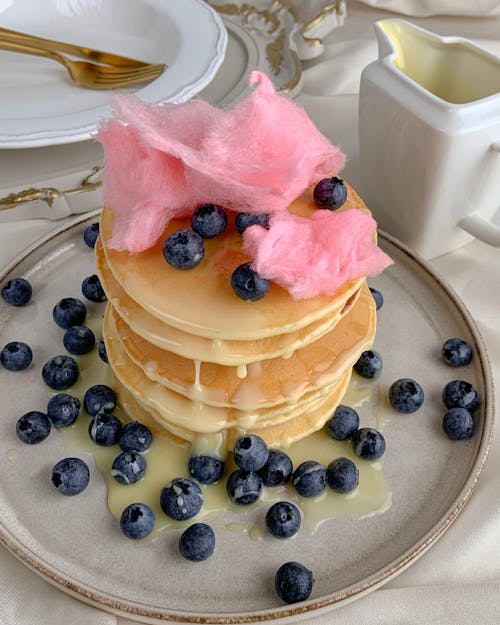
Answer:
[0,212,494,623]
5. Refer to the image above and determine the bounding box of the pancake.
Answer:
[96,237,361,365]
[99,184,368,341]
[113,368,352,451]
[110,284,375,409]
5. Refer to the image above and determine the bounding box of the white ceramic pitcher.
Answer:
[359,19,500,259]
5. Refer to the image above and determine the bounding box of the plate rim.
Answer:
[0,216,495,623]
[0,0,227,149]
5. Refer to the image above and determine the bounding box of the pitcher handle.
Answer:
[458,141,500,246]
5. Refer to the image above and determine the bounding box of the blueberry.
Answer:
[233,434,269,472]
[352,427,386,460]
[120,503,155,539]
[226,469,262,505]
[160,477,204,520]
[235,212,270,235]
[292,461,327,498]
[81,275,106,303]
[63,325,95,355]
[369,287,384,310]
[179,523,215,562]
[83,384,117,416]
[98,337,108,363]
[42,355,79,390]
[1,341,33,371]
[353,350,382,379]
[83,222,99,249]
[1,277,32,306]
[88,413,122,446]
[275,562,314,604]
[442,407,475,440]
[119,421,153,453]
[265,501,301,539]
[326,457,359,493]
[388,378,425,413]
[16,411,51,444]
[47,393,80,427]
[442,380,480,412]
[51,457,90,495]
[325,405,359,440]
[52,297,87,329]
[258,449,293,487]
[188,455,225,484]
[163,229,204,270]
[313,176,347,210]
[111,451,146,485]
[441,338,473,367]
[191,204,227,238]
[231,263,269,301]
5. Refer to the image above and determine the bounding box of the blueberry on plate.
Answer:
[160,477,204,520]
[120,502,155,539]
[442,407,475,440]
[353,350,383,379]
[88,413,122,446]
[51,457,90,495]
[226,469,262,505]
[313,176,347,210]
[188,455,225,484]
[388,378,425,413]
[441,338,473,367]
[191,204,227,238]
[352,427,386,460]
[47,393,80,427]
[1,277,32,306]
[325,405,359,440]
[81,274,106,303]
[1,341,33,371]
[83,222,99,249]
[292,461,327,498]
[52,297,87,329]
[111,451,146,485]
[42,355,79,390]
[275,562,314,604]
[179,523,215,562]
[233,434,269,472]
[231,263,269,301]
[258,449,293,487]
[83,384,117,416]
[119,421,153,453]
[326,457,359,493]
[369,287,384,310]
[16,411,51,444]
[63,325,95,355]
[235,212,270,234]
[442,380,480,412]
[98,337,108,363]
[265,501,301,539]
[163,229,205,270]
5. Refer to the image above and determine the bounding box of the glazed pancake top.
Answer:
[99,184,368,341]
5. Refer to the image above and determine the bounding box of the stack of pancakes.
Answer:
[96,184,376,451]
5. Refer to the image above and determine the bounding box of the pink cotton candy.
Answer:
[242,209,393,300]
[97,71,345,253]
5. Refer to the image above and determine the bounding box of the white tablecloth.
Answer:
[0,2,499,623]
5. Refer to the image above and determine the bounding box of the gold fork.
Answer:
[0,26,149,67]
[0,40,165,89]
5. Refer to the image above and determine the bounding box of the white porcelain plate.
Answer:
[0,214,494,623]
[0,0,227,149]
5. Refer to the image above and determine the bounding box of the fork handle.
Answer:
[0,27,147,67]
[0,39,67,67]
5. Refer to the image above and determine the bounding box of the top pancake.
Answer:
[100,184,368,341]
